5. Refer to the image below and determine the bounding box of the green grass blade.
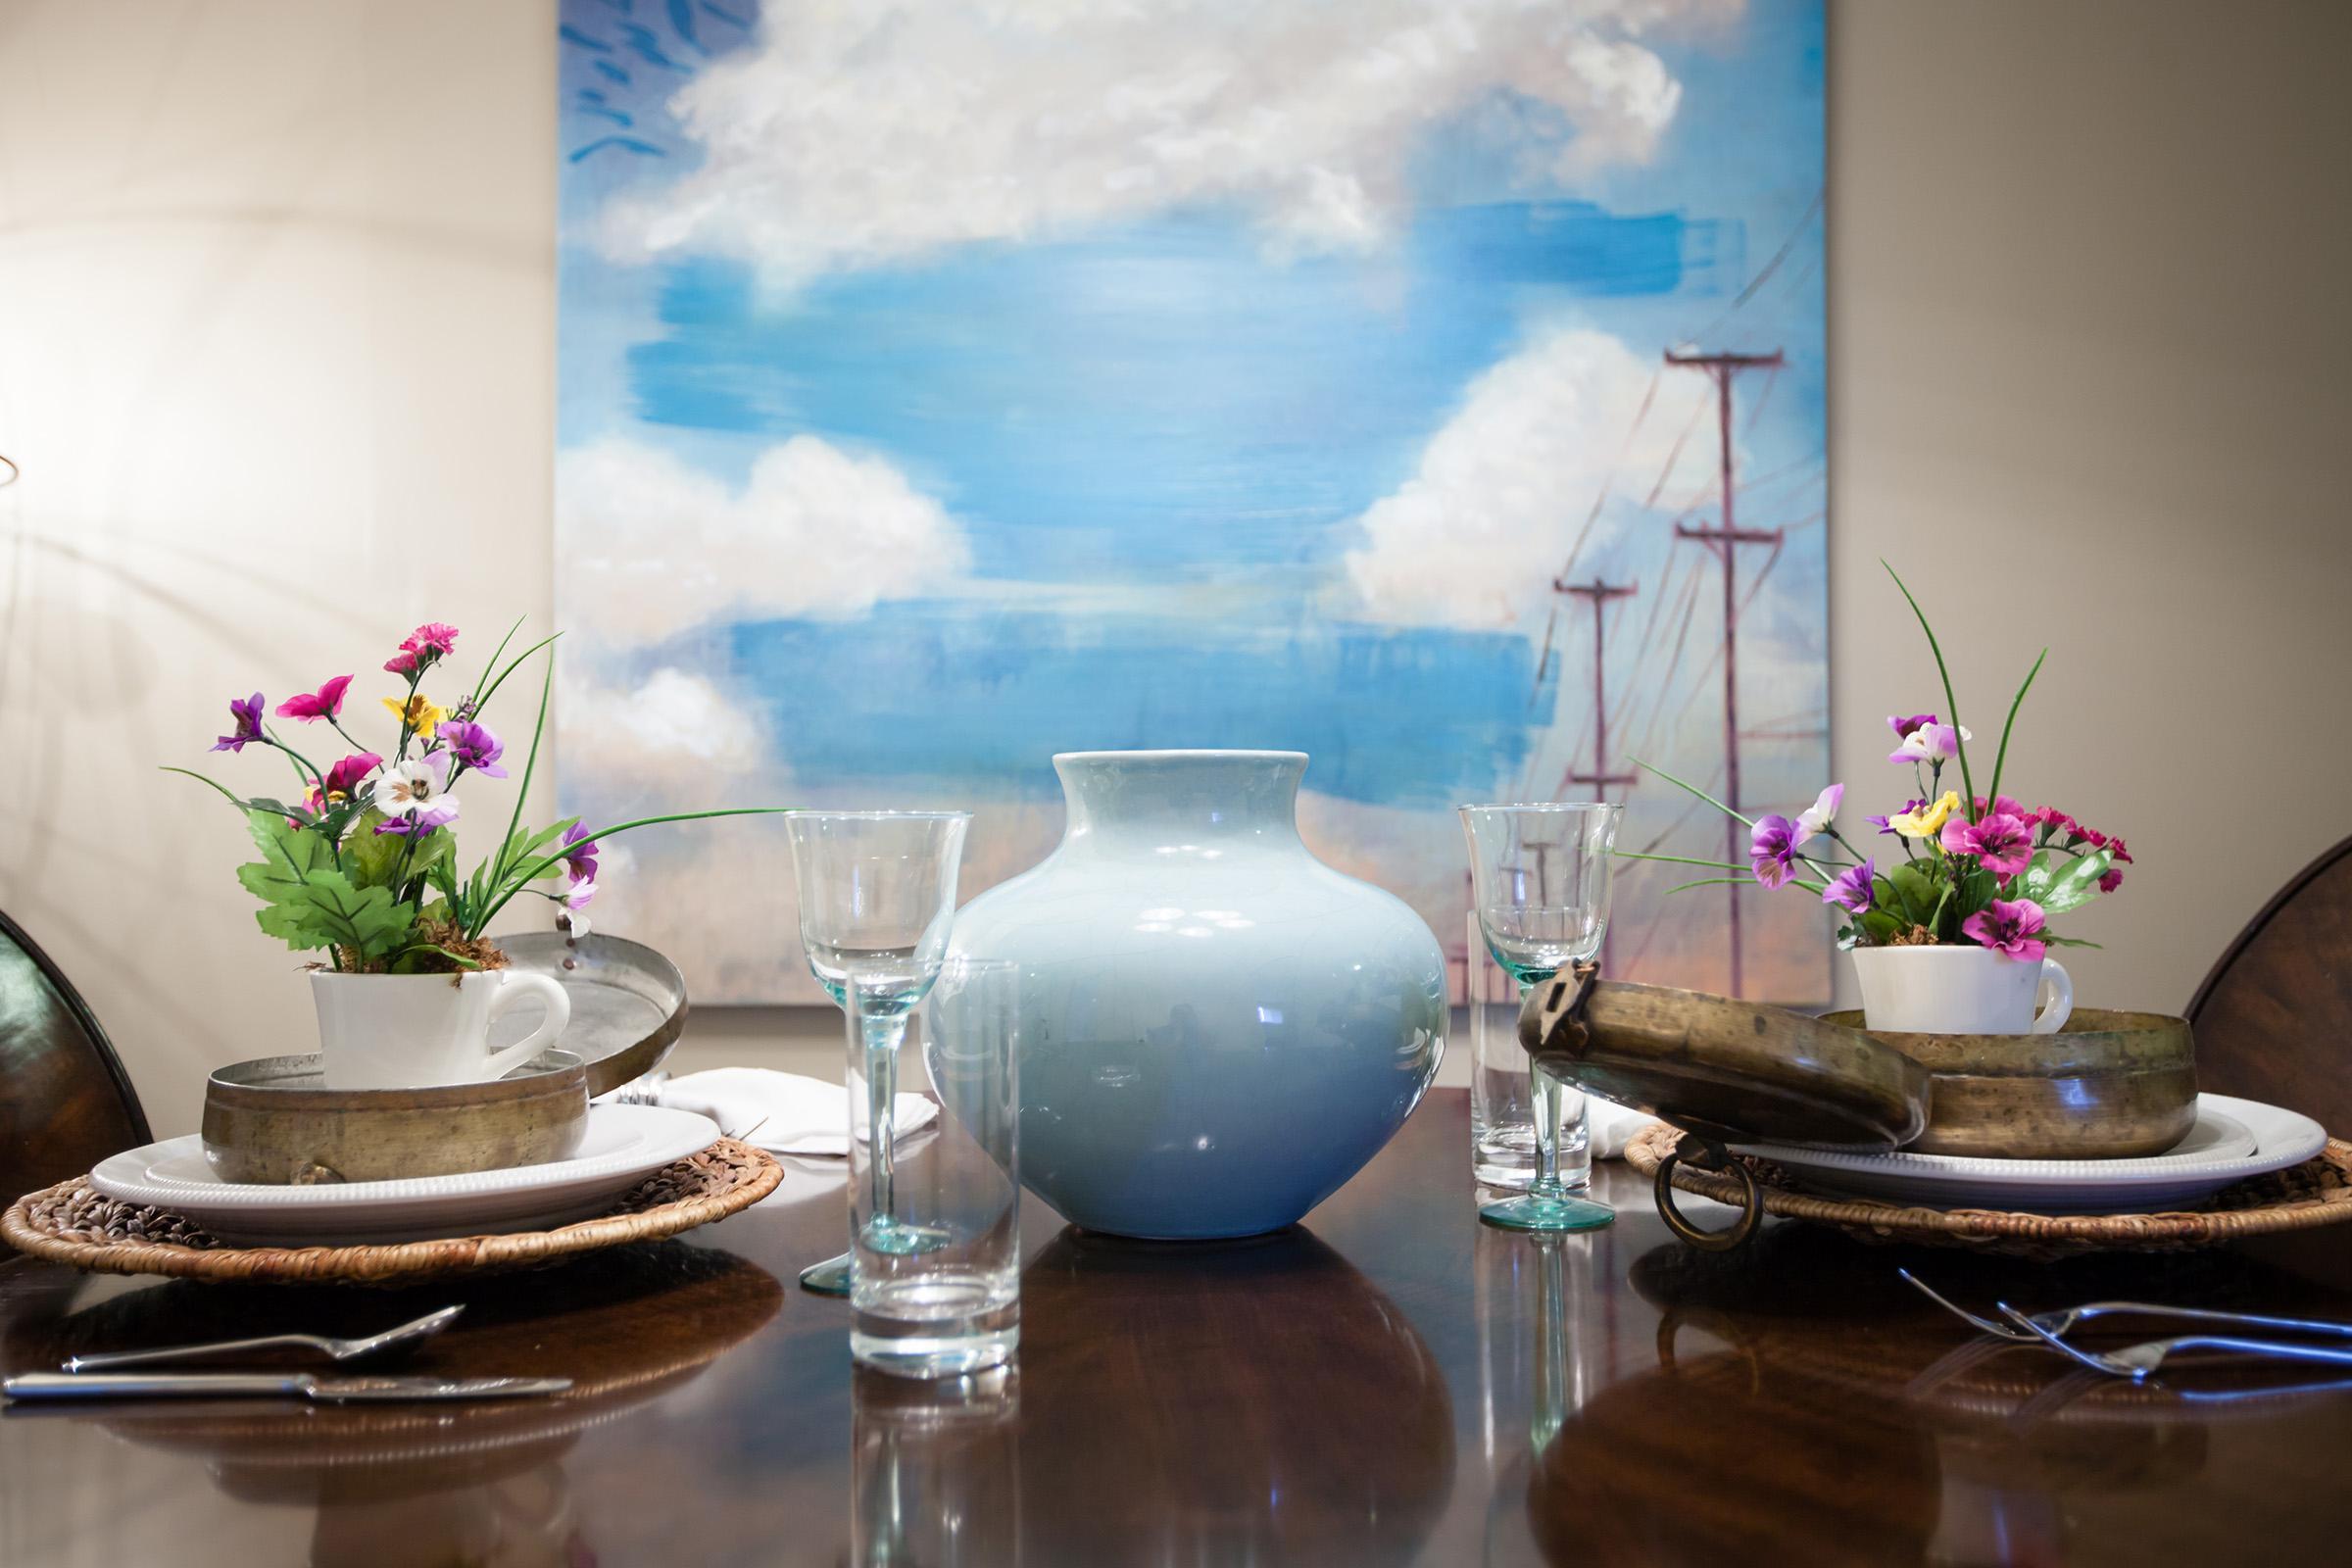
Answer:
[1984,647,2047,811]
[1630,755,1754,828]
[1883,562,1978,818]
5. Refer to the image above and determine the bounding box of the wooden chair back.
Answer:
[2185,835,2352,1132]
[0,910,150,1200]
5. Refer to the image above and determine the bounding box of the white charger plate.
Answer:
[91,1104,719,1247]
[1731,1094,2327,1214]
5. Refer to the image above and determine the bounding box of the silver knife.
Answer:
[3,1371,569,1403]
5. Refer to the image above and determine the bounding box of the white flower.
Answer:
[1889,722,1972,764]
[1795,785,1844,843]
[378,751,453,811]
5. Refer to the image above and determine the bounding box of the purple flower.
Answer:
[1823,858,1875,914]
[1867,798,1927,836]
[560,822,599,886]
[372,798,458,837]
[1939,810,2035,876]
[1887,712,1938,741]
[1962,897,2048,962]
[211,692,267,753]
[435,719,508,778]
[1749,814,1798,889]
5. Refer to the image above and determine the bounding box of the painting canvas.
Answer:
[556,0,1828,1004]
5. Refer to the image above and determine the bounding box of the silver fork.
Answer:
[1897,1268,2352,1344]
[65,1305,464,1373]
[1998,1304,2352,1383]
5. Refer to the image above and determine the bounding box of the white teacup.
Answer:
[311,970,572,1090]
[1850,946,2073,1035]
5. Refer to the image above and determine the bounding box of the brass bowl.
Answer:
[202,1050,590,1184]
[1821,1009,2197,1158]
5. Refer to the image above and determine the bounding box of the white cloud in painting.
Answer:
[558,434,972,651]
[1341,323,1710,629]
[559,665,769,793]
[595,0,1743,284]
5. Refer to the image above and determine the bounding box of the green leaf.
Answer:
[1886,863,1940,927]
[1858,908,1904,945]
[2036,849,2112,914]
[293,869,413,956]
[2018,847,2112,913]
[235,809,416,958]
[2043,935,2104,949]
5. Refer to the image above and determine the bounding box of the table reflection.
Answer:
[4,1242,782,1568]
[1012,1223,1455,1564]
[1516,1229,2352,1566]
[852,1364,1019,1564]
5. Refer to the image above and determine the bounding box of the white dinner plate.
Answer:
[1731,1094,2327,1214]
[92,1104,719,1246]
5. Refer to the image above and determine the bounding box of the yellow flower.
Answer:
[383,693,446,737]
[1889,790,1962,840]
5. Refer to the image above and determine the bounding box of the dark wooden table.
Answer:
[5,1090,2352,1566]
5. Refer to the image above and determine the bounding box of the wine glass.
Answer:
[786,809,970,1296]
[1458,803,1622,1233]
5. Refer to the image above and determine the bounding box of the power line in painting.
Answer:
[1453,188,1827,1007]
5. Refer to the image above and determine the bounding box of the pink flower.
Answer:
[2098,867,2126,894]
[1939,810,2035,876]
[1972,795,2025,820]
[385,622,460,674]
[323,752,381,798]
[1962,897,2048,962]
[274,674,352,723]
[2107,836,2132,865]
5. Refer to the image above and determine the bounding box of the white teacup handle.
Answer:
[2030,957,2074,1034]
[481,972,571,1078]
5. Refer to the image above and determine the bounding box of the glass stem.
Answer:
[1518,977,1566,1200]
[862,1007,906,1225]
[1530,1064,1566,1200]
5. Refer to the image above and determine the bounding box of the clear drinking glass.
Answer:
[785,809,970,1297]
[1468,912,1591,1192]
[851,955,1021,1377]
[1458,803,1622,1233]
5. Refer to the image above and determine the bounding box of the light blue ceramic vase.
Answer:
[947,750,1447,1239]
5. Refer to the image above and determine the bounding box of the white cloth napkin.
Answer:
[626,1067,940,1156]
[1588,1095,1652,1160]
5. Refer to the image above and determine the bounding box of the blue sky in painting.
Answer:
[555,0,1827,978]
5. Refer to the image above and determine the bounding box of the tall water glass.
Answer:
[1458,803,1621,1233]
[786,810,969,1296]
[1468,912,1591,1192]
[852,955,1021,1377]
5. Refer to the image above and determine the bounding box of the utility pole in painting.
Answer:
[1667,346,1784,998]
[1557,575,1639,973]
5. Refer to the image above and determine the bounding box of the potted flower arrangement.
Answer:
[1631,565,2129,1037]
[173,619,783,1087]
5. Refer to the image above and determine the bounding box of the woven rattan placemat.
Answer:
[1625,1121,2352,1258]
[0,1138,783,1286]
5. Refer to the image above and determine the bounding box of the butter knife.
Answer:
[3,1371,569,1403]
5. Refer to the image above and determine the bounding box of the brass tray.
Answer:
[1519,969,1933,1251]
[494,933,688,1097]
[203,1049,589,1183]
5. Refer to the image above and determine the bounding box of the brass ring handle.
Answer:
[1653,1148,1762,1252]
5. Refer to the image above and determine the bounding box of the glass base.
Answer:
[863,1214,951,1256]
[1478,1191,1615,1233]
[799,1252,853,1296]
[854,1280,1019,1379]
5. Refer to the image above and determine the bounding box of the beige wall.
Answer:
[3,1,2347,1135]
